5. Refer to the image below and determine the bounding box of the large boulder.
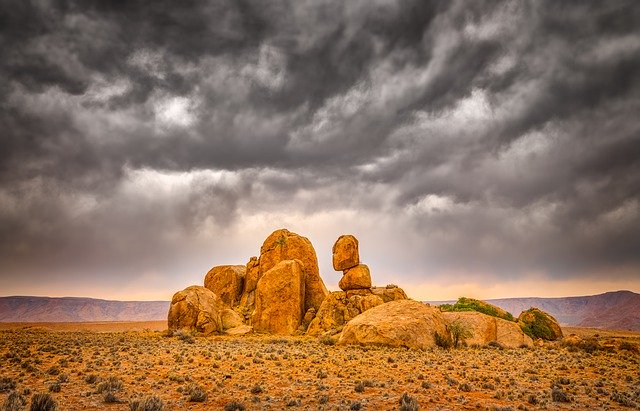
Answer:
[337,300,448,349]
[258,229,328,312]
[439,297,515,321]
[371,285,408,302]
[332,234,359,271]
[518,308,563,341]
[238,257,260,319]
[252,259,306,335]
[442,311,533,348]
[204,265,245,307]
[339,264,372,291]
[307,290,384,336]
[168,286,225,335]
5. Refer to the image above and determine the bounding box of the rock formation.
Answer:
[338,300,448,349]
[518,307,563,341]
[252,259,306,335]
[204,265,245,307]
[307,235,407,337]
[167,286,226,335]
[442,311,533,348]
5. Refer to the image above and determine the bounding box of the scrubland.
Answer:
[0,325,638,410]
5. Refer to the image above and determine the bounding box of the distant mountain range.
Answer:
[2,290,638,330]
[0,296,169,322]
[428,290,640,331]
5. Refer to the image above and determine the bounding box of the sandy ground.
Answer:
[0,321,167,333]
[0,324,638,410]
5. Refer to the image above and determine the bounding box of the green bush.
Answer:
[439,297,515,321]
[519,309,556,340]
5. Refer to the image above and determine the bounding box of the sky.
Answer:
[1,0,639,301]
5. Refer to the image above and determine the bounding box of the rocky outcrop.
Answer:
[371,285,408,302]
[518,308,563,341]
[306,290,385,336]
[442,311,533,348]
[258,229,328,313]
[204,265,245,307]
[237,257,260,320]
[338,300,448,349]
[332,235,359,271]
[339,264,372,291]
[252,259,306,335]
[167,286,225,335]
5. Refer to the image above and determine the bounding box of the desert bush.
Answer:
[350,401,362,410]
[486,341,503,350]
[84,374,98,384]
[551,387,570,402]
[439,297,515,321]
[187,384,207,402]
[0,377,16,393]
[318,336,336,346]
[459,382,472,392]
[398,393,419,411]
[129,395,164,411]
[96,376,123,393]
[2,391,26,411]
[250,384,263,394]
[48,383,60,393]
[224,401,245,411]
[434,331,453,349]
[354,381,365,393]
[174,330,195,344]
[449,321,473,348]
[619,341,638,353]
[30,393,57,411]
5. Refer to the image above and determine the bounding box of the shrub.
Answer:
[30,393,58,411]
[250,385,263,394]
[224,401,245,411]
[96,376,123,393]
[84,374,98,384]
[551,387,570,403]
[0,377,17,393]
[518,308,560,340]
[449,321,473,348]
[439,297,515,321]
[129,395,164,411]
[434,331,453,349]
[48,383,61,393]
[174,330,195,344]
[354,382,365,393]
[187,384,207,402]
[398,393,419,411]
[2,391,26,411]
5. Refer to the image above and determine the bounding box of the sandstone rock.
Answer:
[332,234,359,271]
[167,286,224,335]
[441,311,533,348]
[307,291,385,336]
[339,264,372,291]
[225,325,253,336]
[259,229,328,312]
[562,334,582,347]
[238,257,260,318]
[220,308,244,330]
[252,259,306,335]
[517,308,563,341]
[371,285,408,303]
[204,265,245,307]
[337,300,448,349]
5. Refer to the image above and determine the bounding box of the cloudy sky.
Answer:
[1,0,639,301]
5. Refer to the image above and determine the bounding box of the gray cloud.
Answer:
[1,0,639,298]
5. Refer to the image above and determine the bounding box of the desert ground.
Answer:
[0,323,639,410]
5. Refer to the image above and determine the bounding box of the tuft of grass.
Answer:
[30,393,58,411]
[0,377,17,393]
[224,401,246,411]
[187,384,207,402]
[2,391,26,411]
[399,393,419,411]
[551,387,570,403]
[434,331,453,349]
[129,395,164,411]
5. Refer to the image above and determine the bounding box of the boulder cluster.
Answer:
[167,228,561,349]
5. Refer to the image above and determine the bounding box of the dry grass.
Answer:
[0,324,638,410]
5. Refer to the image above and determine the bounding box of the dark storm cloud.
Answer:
[1,0,639,295]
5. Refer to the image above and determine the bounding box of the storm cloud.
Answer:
[1,0,639,300]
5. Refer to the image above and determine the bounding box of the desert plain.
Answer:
[0,322,639,411]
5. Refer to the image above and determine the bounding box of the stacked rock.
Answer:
[333,235,371,291]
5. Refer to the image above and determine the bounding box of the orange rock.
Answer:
[441,311,533,348]
[252,260,306,335]
[338,300,449,349]
[167,286,224,335]
[238,257,260,317]
[204,265,245,307]
[332,234,359,271]
[371,285,408,303]
[258,229,328,313]
[306,290,385,336]
[339,264,372,291]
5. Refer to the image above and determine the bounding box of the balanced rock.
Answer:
[252,259,306,335]
[338,300,448,349]
[204,265,245,307]
[168,286,225,335]
[259,229,328,312]
[518,308,563,341]
[371,285,408,302]
[332,234,359,271]
[442,311,533,348]
[339,264,372,291]
[306,290,384,336]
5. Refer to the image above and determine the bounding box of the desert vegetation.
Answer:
[0,326,639,410]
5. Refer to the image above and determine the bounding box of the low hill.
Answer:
[0,296,170,322]
[429,290,640,331]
